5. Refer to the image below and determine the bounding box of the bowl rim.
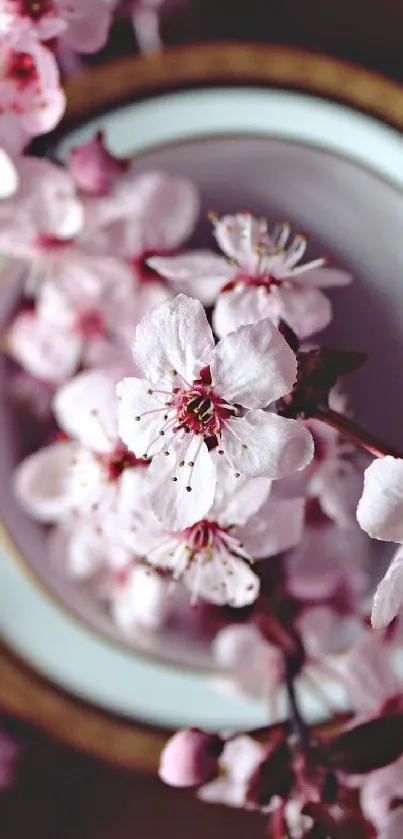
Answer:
[2,40,403,769]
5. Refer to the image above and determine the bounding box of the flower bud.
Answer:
[159,728,224,788]
[68,132,128,196]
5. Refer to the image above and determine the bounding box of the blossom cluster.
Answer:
[2,21,403,834]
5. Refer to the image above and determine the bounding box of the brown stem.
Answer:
[309,407,403,460]
[284,662,311,753]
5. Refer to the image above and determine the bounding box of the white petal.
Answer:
[133,294,215,385]
[112,565,171,633]
[213,213,268,268]
[128,171,200,250]
[0,149,18,198]
[53,370,118,452]
[116,376,168,458]
[63,523,109,579]
[212,461,272,527]
[147,436,216,531]
[210,318,297,408]
[340,630,399,714]
[198,777,247,808]
[236,496,305,557]
[379,808,403,839]
[184,553,260,607]
[357,457,403,543]
[372,544,403,629]
[274,286,332,339]
[221,411,314,479]
[220,736,263,784]
[13,442,80,522]
[7,311,81,384]
[213,285,281,339]
[212,624,282,699]
[147,250,231,304]
[296,267,352,288]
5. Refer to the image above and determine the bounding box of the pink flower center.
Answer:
[7,51,38,88]
[15,0,53,20]
[36,234,73,252]
[129,251,166,286]
[221,271,281,294]
[183,519,224,550]
[101,444,148,482]
[75,308,106,339]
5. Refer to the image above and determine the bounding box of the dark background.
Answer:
[2,2,403,836]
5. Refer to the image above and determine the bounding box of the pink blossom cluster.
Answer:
[2,107,403,835]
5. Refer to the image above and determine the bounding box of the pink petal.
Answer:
[22,86,66,136]
[341,631,399,714]
[213,213,268,267]
[372,545,403,629]
[112,565,171,633]
[7,310,81,383]
[128,171,199,250]
[274,285,332,339]
[379,808,403,839]
[357,457,403,543]
[0,113,28,156]
[61,0,113,53]
[236,496,305,557]
[0,148,18,198]
[147,250,231,305]
[212,464,272,527]
[184,554,260,607]
[221,411,314,479]
[133,294,215,385]
[53,370,118,452]
[210,318,297,409]
[116,376,169,458]
[296,267,352,288]
[147,435,216,531]
[213,624,283,699]
[298,606,360,656]
[13,441,80,522]
[213,284,281,339]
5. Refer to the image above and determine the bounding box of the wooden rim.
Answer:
[1,42,403,769]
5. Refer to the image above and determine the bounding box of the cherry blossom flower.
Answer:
[341,632,403,833]
[111,564,175,632]
[286,513,369,655]
[0,725,19,790]
[117,294,314,530]
[0,37,65,141]
[357,456,403,628]
[131,459,305,605]
[151,214,351,339]
[0,0,113,54]
[6,277,135,384]
[281,385,364,529]
[159,728,224,788]
[0,156,136,299]
[212,624,285,700]
[198,736,264,808]
[13,369,148,537]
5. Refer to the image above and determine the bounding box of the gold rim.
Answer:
[1,42,403,768]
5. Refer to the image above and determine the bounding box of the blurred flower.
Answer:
[0,0,113,54]
[14,369,148,535]
[357,456,403,628]
[198,736,263,807]
[0,37,65,142]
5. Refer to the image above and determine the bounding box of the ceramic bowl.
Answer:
[1,44,403,764]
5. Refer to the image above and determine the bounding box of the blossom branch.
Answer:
[309,407,403,460]
[284,660,311,753]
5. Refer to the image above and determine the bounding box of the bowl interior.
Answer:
[0,128,399,668]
